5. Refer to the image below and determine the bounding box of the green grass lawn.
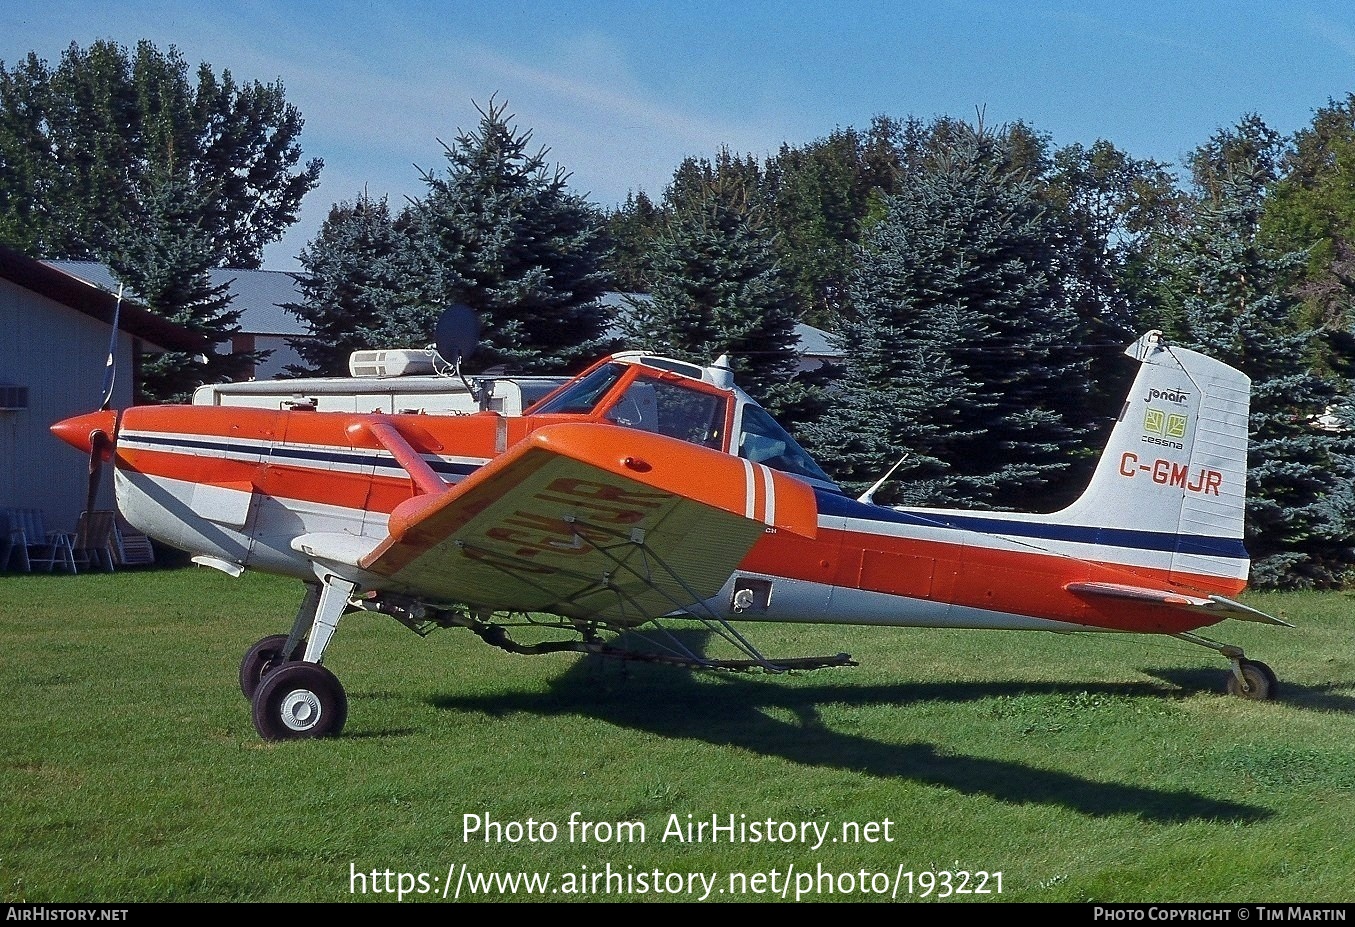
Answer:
[1,568,1353,903]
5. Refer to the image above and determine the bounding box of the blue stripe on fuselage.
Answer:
[125,432,1247,561]
[814,489,1248,560]
[124,433,481,479]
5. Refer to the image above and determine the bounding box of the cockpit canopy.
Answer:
[528,353,838,491]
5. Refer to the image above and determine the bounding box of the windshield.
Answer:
[737,404,835,484]
[529,363,625,415]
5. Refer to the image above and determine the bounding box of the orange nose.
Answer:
[51,409,119,457]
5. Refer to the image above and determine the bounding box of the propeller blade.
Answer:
[99,285,123,411]
[84,429,115,515]
[85,443,103,515]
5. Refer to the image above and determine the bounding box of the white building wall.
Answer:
[251,334,305,379]
[0,277,132,535]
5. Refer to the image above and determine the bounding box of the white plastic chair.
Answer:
[18,509,76,573]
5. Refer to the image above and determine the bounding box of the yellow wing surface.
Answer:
[356,422,818,624]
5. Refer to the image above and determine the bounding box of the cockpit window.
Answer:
[529,363,625,415]
[738,404,835,484]
[603,376,726,450]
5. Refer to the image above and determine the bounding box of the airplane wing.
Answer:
[347,421,818,625]
[1065,581,1290,626]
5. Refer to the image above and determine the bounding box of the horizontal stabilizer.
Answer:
[1065,582,1289,626]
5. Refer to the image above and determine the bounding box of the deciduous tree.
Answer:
[0,38,322,401]
[0,39,321,267]
[1149,122,1355,588]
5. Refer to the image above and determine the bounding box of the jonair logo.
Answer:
[1145,387,1190,404]
[1143,407,1187,448]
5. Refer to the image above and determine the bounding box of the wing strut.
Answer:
[348,418,446,496]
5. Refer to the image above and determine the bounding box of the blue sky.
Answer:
[7,1,1355,269]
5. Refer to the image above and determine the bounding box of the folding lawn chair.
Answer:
[73,510,118,572]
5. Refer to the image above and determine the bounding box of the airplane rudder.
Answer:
[1057,334,1250,542]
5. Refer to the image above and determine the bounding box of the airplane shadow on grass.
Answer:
[430,631,1270,824]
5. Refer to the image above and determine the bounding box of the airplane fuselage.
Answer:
[111,401,1247,639]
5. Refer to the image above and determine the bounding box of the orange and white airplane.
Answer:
[52,324,1285,740]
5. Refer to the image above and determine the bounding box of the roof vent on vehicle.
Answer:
[348,349,437,378]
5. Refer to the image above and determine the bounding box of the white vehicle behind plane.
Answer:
[191,348,566,416]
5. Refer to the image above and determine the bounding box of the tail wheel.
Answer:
[251,662,348,740]
[1226,660,1278,701]
[239,634,306,699]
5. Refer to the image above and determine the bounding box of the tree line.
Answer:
[4,39,1355,589]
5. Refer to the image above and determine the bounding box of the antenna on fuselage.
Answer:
[433,303,482,400]
[857,453,910,505]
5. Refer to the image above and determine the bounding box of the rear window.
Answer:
[737,404,835,484]
[603,376,727,450]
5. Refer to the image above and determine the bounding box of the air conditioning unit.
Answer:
[0,384,27,410]
[348,350,437,378]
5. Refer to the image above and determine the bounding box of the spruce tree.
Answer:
[1150,137,1355,588]
[411,97,613,373]
[105,173,245,403]
[621,169,811,418]
[802,123,1092,509]
[602,190,664,293]
[285,192,436,376]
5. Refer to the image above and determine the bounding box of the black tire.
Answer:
[239,634,305,699]
[1226,660,1278,700]
[251,662,348,740]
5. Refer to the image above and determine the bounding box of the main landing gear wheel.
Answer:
[251,662,348,740]
[1226,659,1279,701]
[239,634,306,699]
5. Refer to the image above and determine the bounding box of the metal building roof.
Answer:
[44,261,307,337]
[37,267,841,360]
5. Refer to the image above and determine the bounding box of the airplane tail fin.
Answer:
[1055,331,1252,586]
